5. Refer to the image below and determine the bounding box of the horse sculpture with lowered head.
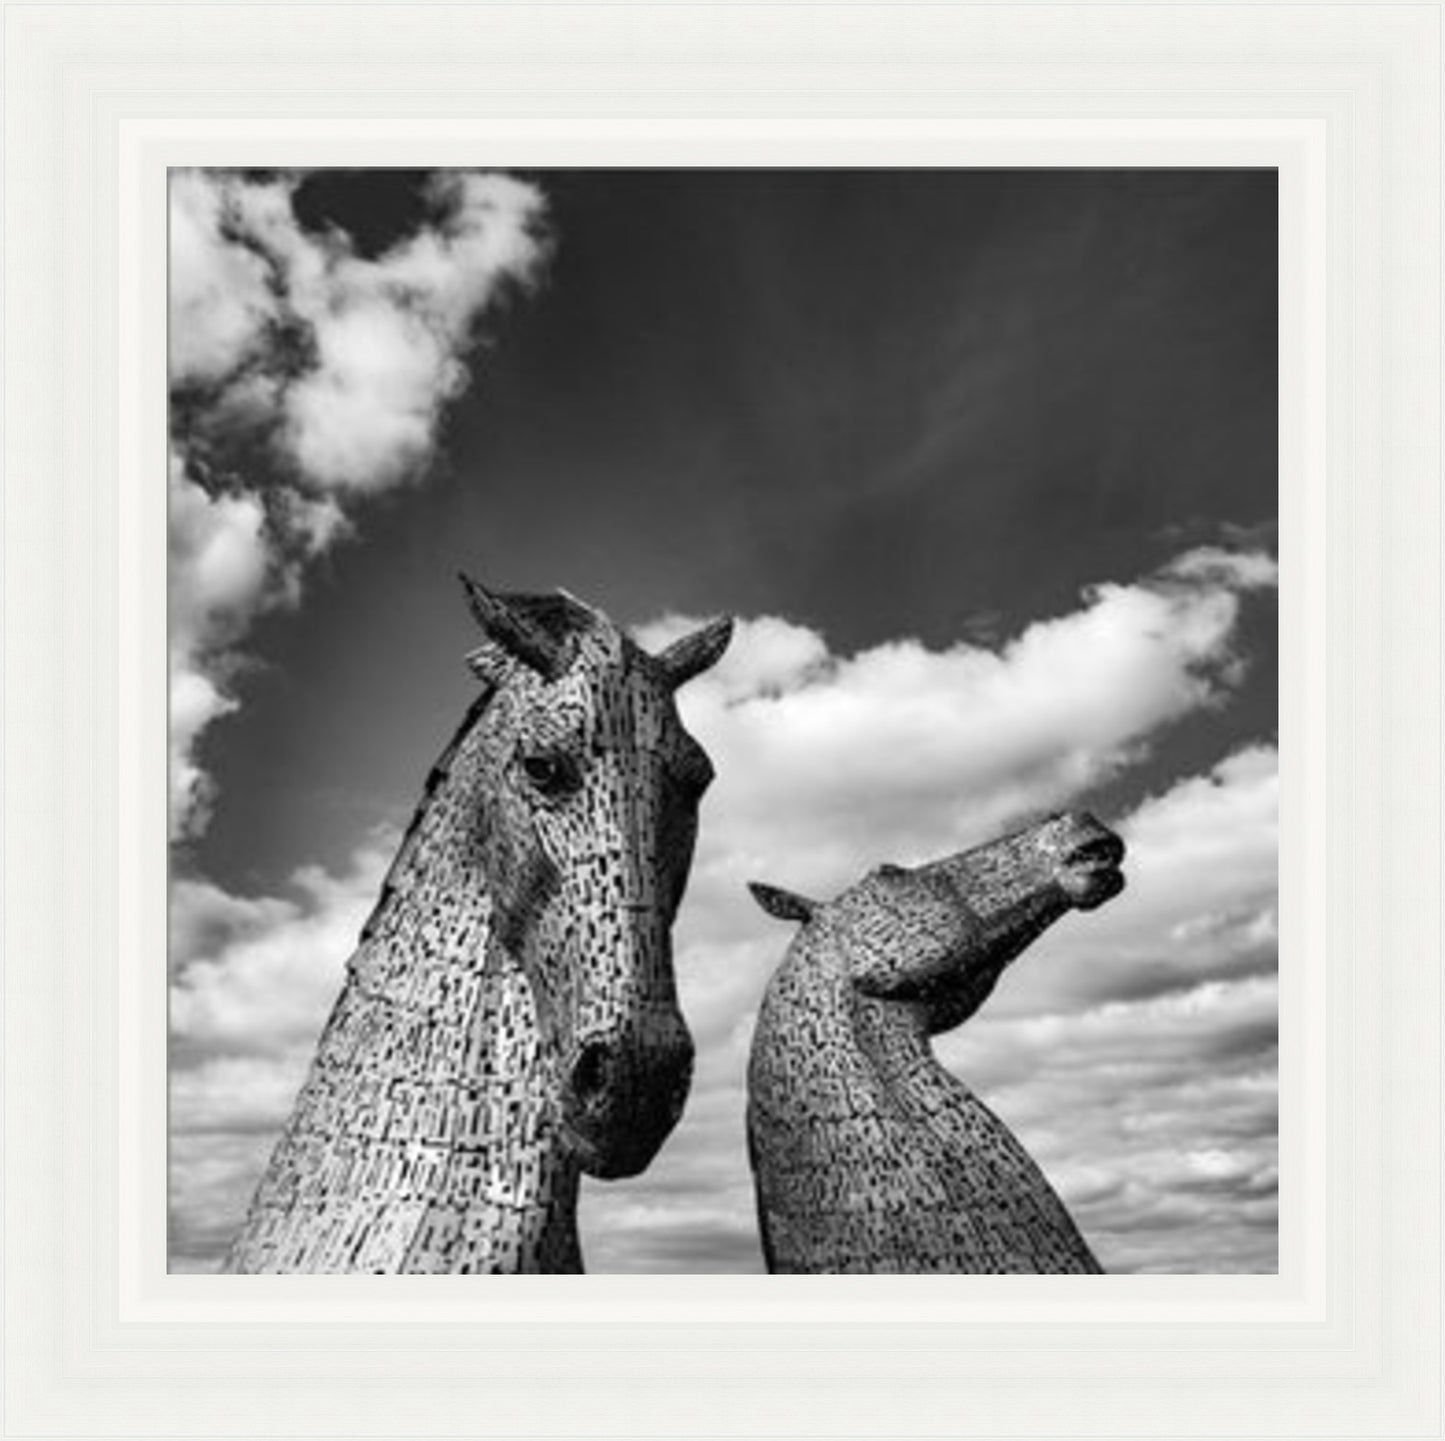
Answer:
[746,812,1125,1273]
[223,578,732,1272]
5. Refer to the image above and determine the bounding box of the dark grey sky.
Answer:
[189,169,1276,895]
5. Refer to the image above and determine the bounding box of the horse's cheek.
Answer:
[480,791,553,948]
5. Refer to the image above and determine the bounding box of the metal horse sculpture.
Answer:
[223,579,732,1272]
[746,812,1125,1273]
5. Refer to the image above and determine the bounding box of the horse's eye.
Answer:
[519,751,579,797]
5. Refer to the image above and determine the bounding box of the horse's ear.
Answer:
[748,882,817,924]
[656,616,733,690]
[459,573,566,681]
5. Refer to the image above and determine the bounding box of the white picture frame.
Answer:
[3,2,1439,1436]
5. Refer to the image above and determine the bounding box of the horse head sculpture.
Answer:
[746,812,1125,1273]
[223,578,731,1272]
[456,577,731,1179]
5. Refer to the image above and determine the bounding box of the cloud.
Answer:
[168,168,548,838]
[1160,546,1278,589]
[168,171,279,386]
[170,832,396,1065]
[167,444,274,831]
[168,550,1277,1273]
[638,546,1277,900]
[964,977,1279,1274]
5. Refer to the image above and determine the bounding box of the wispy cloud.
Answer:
[168,169,549,837]
[168,549,1277,1273]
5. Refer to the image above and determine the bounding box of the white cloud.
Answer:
[168,667,240,838]
[170,550,1277,1273]
[280,300,451,488]
[171,832,396,1062]
[167,445,272,656]
[167,445,275,833]
[168,168,548,838]
[963,976,1279,1274]
[641,546,1277,899]
[168,171,279,386]
[275,171,546,493]
[1162,546,1279,589]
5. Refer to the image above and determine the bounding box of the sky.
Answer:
[168,167,1279,1274]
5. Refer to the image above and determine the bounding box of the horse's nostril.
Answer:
[570,1042,611,1103]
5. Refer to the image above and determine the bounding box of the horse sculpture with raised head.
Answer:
[746,811,1125,1273]
[223,578,732,1272]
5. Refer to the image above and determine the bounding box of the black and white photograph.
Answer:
[167,167,1279,1275]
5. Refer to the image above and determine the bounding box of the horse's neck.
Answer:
[750,940,1099,1273]
[373,953,587,1271]
[225,730,584,1274]
[753,935,1052,1166]
[226,899,582,1273]
[749,941,914,1121]
[877,1027,1102,1271]
[349,700,583,1271]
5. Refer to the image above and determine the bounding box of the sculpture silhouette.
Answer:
[746,812,1125,1273]
[223,579,732,1272]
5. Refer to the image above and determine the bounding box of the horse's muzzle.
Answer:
[1048,812,1127,910]
[561,1021,695,1178]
